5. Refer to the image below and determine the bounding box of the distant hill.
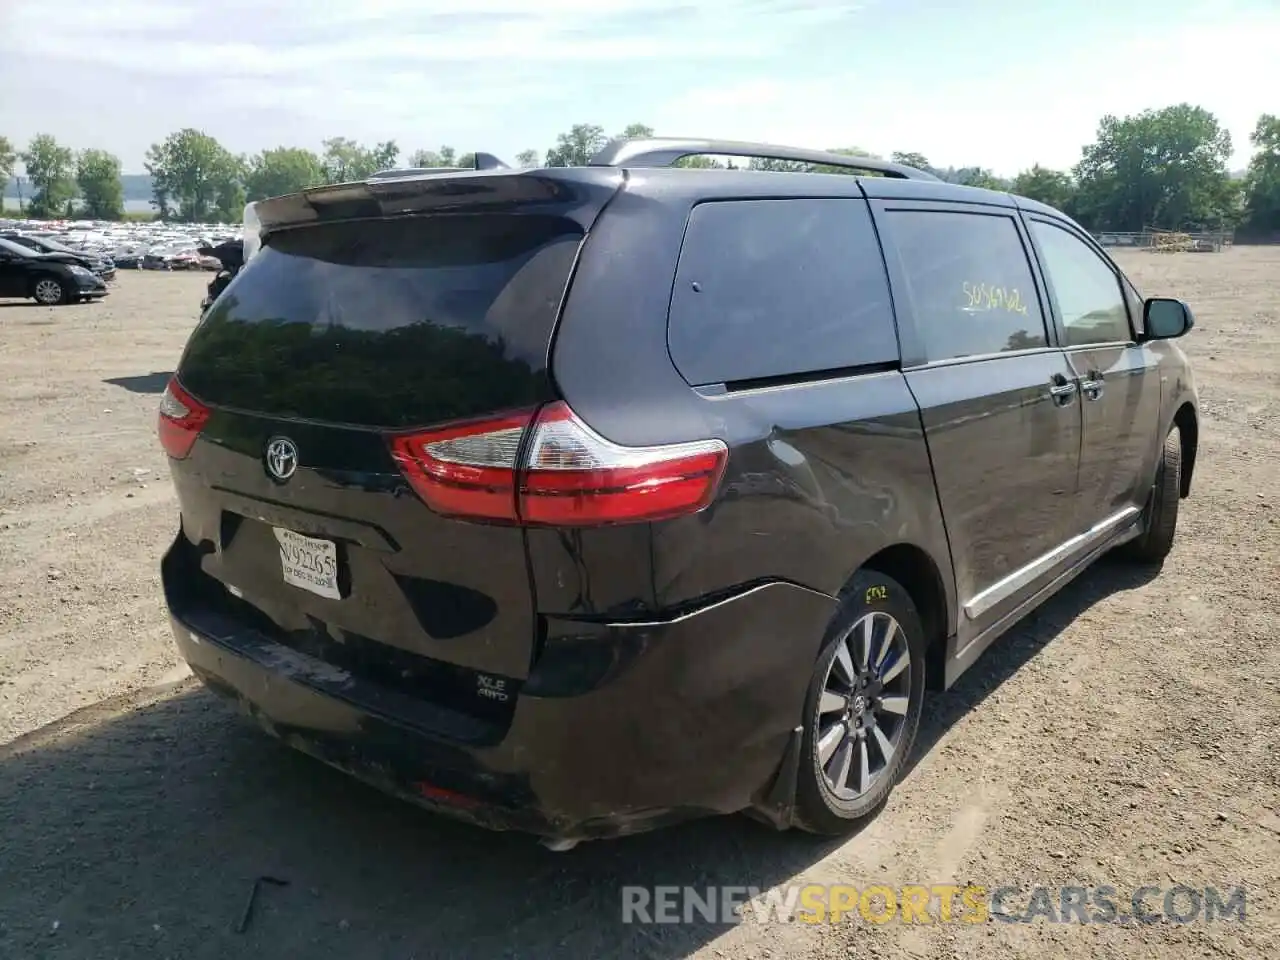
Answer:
[3,174,154,203]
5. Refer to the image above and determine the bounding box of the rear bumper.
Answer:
[164,540,836,840]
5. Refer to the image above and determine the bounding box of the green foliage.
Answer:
[673,155,725,169]
[0,136,16,190]
[20,134,77,218]
[618,123,654,141]
[408,145,457,167]
[812,146,881,176]
[1072,104,1236,231]
[75,149,125,220]
[1242,114,1280,232]
[545,124,609,167]
[320,137,399,182]
[953,168,1008,190]
[145,128,243,222]
[9,109,1270,235]
[891,151,933,173]
[1010,165,1077,211]
[244,147,324,201]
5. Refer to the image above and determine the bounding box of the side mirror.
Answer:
[1143,297,1194,340]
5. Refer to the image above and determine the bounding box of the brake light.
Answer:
[520,403,727,525]
[388,411,532,521]
[387,402,728,526]
[157,378,210,459]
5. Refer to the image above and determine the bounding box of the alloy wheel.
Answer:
[34,279,63,305]
[814,611,912,800]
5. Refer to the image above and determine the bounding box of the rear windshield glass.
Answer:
[178,214,583,428]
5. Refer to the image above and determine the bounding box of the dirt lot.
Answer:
[1,253,1277,959]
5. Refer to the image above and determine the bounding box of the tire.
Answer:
[31,276,67,306]
[794,570,927,835]
[1121,427,1181,564]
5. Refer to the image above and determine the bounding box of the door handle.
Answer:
[1049,377,1078,406]
[1080,372,1104,401]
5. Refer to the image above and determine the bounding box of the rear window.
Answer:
[666,198,897,385]
[178,214,583,428]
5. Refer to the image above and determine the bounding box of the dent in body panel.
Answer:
[546,179,955,627]
[651,372,954,623]
[170,413,539,680]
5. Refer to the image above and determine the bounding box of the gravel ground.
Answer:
[0,252,1277,959]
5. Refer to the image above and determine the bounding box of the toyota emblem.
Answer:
[265,437,299,482]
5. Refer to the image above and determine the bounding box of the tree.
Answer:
[745,146,878,175]
[674,155,724,169]
[891,151,933,173]
[0,136,15,198]
[813,146,881,175]
[515,149,540,167]
[1073,104,1236,231]
[20,135,77,218]
[213,162,247,223]
[409,145,456,167]
[545,124,608,166]
[1010,165,1076,211]
[1242,114,1280,233]
[75,149,125,219]
[145,129,242,222]
[320,137,398,182]
[952,168,1008,190]
[244,147,324,201]
[618,123,653,140]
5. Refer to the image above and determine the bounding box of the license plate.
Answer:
[273,527,340,600]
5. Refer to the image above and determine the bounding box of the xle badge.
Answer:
[477,675,509,702]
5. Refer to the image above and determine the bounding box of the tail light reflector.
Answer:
[387,402,727,526]
[158,378,211,459]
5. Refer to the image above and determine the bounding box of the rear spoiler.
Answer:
[247,168,625,236]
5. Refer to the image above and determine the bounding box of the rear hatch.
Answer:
[164,171,622,726]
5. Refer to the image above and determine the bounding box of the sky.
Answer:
[1,0,1277,177]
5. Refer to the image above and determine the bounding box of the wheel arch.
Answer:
[1172,402,1198,498]
[28,271,66,300]
[849,542,951,691]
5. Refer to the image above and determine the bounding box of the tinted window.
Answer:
[885,210,1048,362]
[667,198,897,385]
[1028,220,1131,346]
[178,214,582,428]
[0,237,36,257]
[1121,275,1145,336]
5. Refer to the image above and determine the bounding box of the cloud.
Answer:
[1,0,847,75]
[656,8,1280,174]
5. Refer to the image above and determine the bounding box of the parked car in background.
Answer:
[156,138,1199,848]
[0,231,116,281]
[0,236,109,305]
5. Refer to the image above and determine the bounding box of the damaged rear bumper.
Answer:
[165,544,836,842]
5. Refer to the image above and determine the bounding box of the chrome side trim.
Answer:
[962,506,1141,621]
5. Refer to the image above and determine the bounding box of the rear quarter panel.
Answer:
[537,172,956,635]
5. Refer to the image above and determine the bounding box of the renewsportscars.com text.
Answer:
[621,884,1248,925]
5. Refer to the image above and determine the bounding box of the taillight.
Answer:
[388,411,532,522]
[387,402,728,526]
[520,403,727,525]
[157,378,210,459]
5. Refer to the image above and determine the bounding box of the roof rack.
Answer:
[589,137,939,181]
[369,152,511,181]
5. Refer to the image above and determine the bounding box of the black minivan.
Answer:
[159,139,1199,845]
